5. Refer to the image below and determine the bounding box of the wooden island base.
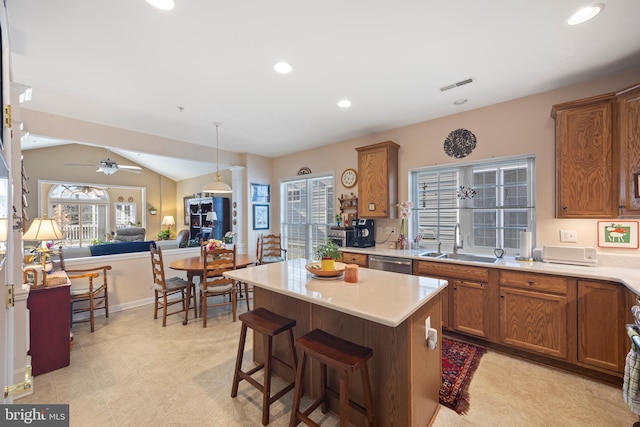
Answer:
[253,287,443,427]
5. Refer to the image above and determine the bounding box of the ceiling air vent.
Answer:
[440,78,474,92]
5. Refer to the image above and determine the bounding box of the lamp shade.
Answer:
[205,211,217,221]
[161,215,176,226]
[202,179,232,194]
[22,216,64,241]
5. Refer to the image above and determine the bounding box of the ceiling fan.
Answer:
[67,149,142,175]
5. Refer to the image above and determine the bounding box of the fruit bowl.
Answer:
[305,262,346,277]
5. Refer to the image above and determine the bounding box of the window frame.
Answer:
[409,154,536,256]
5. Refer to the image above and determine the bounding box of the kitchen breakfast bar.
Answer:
[225,259,448,426]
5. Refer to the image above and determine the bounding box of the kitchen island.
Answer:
[225,258,447,427]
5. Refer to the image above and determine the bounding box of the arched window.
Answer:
[49,185,109,247]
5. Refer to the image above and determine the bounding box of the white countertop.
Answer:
[341,246,640,295]
[224,258,447,327]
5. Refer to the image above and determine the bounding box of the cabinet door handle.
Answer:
[528,280,535,285]
[562,205,568,211]
[500,294,504,299]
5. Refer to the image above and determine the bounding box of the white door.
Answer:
[1,1,16,404]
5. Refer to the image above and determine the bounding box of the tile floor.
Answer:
[15,302,640,426]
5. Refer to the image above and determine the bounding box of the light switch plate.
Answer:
[560,230,577,242]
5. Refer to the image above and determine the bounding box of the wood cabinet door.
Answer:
[452,279,488,338]
[356,141,399,218]
[499,286,568,359]
[577,280,628,374]
[618,84,640,217]
[340,251,368,267]
[554,96,617,218]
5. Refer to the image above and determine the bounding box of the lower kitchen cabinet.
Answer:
[499,286,570,359]
[577,280,634,374]
[414,260,495,338]
[452,279,489,338]
[499,271,575,361]
[340,251,368,267]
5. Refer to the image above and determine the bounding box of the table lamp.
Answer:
[22,215,64,268]
[161,215,175,234]
[206,211,217,227]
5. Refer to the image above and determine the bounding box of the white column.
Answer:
[230,166,246,254]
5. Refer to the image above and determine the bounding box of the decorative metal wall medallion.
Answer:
[444,128,477,158]
[297,167,312,175]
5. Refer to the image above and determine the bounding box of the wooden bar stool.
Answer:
[231,307,298,426]
[289,328,376,427]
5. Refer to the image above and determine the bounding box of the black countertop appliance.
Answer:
[328,226,354,247]
[350,218,375,248]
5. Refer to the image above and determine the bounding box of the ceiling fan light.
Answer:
[98,166,117,175]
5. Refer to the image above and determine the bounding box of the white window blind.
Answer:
[411,155,535,255]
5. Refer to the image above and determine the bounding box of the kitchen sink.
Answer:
[420,251,445,258]
[419,251,497,264]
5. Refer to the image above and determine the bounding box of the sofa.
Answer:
[113,227,146,242]
[61,241,157,258]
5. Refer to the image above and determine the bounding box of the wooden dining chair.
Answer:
[58,247,110,333]
[150,245,197,326]
[259,234,287,264]
[200,245,238,327]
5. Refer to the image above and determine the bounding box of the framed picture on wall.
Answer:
[253,204,269,230]
[184,196,191,225]
[250,183,270,203]
[597,221,639,248]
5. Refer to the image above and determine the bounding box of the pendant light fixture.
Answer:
[203,123,232,194]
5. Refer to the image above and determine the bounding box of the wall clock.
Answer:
[443,128,477,158]
[341,168,358,188]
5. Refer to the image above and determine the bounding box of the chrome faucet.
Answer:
[453,223,463,254]
[437,241,442,254]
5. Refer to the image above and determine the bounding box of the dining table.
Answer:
[168,253,258,325]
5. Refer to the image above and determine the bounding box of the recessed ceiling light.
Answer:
[274,62,292,74]
[567,3,604,25]
[453,99,468,105]
[146,0,174,11]
[337,99,352,108]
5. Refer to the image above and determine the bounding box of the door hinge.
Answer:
[3,104,11,128]
[4,365,33,398]
[6,284,14,308]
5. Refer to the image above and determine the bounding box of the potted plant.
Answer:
[157,229,172,240]
[148,205,158,215]
[314,239,341,271]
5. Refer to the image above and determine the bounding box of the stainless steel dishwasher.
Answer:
[368,255,413,274]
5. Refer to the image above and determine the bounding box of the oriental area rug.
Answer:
[440,337,487,414]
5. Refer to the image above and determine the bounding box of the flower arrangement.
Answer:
[205,239,225,251]
[397,201,413,249]
[224,231,236,244]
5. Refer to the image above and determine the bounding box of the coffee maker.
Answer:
[350,219,375,248]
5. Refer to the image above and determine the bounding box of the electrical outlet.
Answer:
[390,227,395,234]
[560,230,577,243]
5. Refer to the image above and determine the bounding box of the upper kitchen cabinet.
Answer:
[552,93,618,218]
[617,83,640,217]
[356,141,399,218]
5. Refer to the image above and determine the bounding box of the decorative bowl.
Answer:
[305,261,346,277]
